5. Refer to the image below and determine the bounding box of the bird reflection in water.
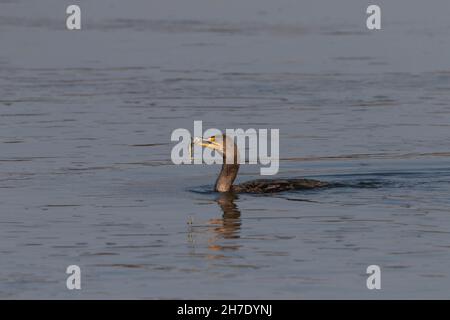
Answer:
[187,193,242,256]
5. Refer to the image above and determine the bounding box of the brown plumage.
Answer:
[232,178,329,194]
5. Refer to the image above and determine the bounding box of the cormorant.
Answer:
[193,134,329,193]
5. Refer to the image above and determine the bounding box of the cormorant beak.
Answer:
[192,136,221,151]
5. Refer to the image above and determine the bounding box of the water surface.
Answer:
[1,0,450,299]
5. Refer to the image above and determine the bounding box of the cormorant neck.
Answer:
[215,143,239,192]
[215,162,239,192]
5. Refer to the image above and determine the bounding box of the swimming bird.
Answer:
[193,134,329,193]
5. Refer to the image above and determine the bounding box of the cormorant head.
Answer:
[193,134,238,164]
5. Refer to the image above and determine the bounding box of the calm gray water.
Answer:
[1,0,450,299]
